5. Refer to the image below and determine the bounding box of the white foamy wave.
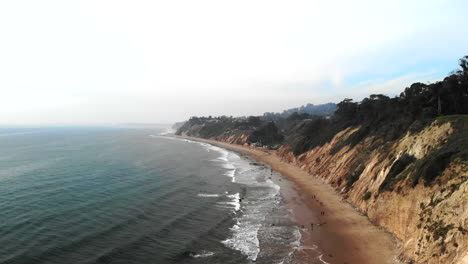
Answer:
[222,158,237,182]
[176,138,295,262]
[195,142,240,183]
[192,251,215,258]
[278,228,303,264]
[292,244,330,264]
[225,193,241,211]
[223,161,235,169]
[197,193,221,198]
[224,168,236,182]
[266,179,280,191]
[317,254,331,264]
[159,128,176,135]
[164,138,239,182]
[217,153,229,162]
[148,134,179,140]
[221,157,285,262]
[222,217,260,261]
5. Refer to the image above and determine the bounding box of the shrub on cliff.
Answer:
[289,56,468,156]
[288,118,340,155]
[248,122,284,146]
[379,154,416,192]
[363,191,372,200]
[410,118,468,187]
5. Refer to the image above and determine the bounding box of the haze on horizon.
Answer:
[0,0,466,126]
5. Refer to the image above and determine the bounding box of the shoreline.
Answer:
[179,135,400,264]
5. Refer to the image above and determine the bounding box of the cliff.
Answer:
[177,116,467,263]
[276,117,468,264]
[175,57,468,263]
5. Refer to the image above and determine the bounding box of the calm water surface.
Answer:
[0,127,300,264]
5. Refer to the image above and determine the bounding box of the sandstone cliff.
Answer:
[179,116,467,263]
[176,58,468,262]
[274,118,468,264]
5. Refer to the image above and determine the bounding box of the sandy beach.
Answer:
[181,136,400,264]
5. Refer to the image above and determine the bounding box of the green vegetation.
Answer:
[436,115,468,124]
[263,103,336,120]
[176,115,260,139]
[363,191,372,200]
[291,56,468,155]
[248,122,284,145]
[287,112,316,121]
[177,56,468,191]
[288,118,339,155]
[410,117,468,187]
[427,220,454,241]
[379,154,416,192]
[345,164,365,189]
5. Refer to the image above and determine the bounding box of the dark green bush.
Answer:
[345,166,364,189]
[379,154,416,192]
[248,122,284,145]
[363,191,372,200]
[289,118,340,155]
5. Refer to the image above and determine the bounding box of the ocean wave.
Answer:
[176,137,297,263]
[276,228,303,264]
[317,254,331,264]
[193,141,239,183]
[224,168,236,182]
[222,166,282,262]
[159,128,176,136]
[197,193,222,198]
[192,250,215,258]
[0,131,37,137]
[222,217,260,261]
[155,137,240,183]
[223,193,241,212]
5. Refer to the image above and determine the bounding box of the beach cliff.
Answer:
[175,58,468,263]
[178,117,467,263]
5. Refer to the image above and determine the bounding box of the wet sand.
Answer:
[181,136,400,264]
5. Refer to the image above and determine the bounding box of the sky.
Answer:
[0,0,467,125]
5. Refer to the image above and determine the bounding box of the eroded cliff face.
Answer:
[277,120,468,264]
[179,123,251,145]
[213,133,250,145]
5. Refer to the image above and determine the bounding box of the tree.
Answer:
[247,116,261,126]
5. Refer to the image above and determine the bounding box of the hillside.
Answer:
[175,56,468,263]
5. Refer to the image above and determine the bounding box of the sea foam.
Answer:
[167,136,297,263]
[197,193,222,198]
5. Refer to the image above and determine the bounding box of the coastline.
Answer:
[179,135,400,264]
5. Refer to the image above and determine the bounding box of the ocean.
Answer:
[0,127,300,264]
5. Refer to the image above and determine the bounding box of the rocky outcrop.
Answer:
[277,119,468,264]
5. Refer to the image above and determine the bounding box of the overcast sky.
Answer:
[0,0,467,125]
